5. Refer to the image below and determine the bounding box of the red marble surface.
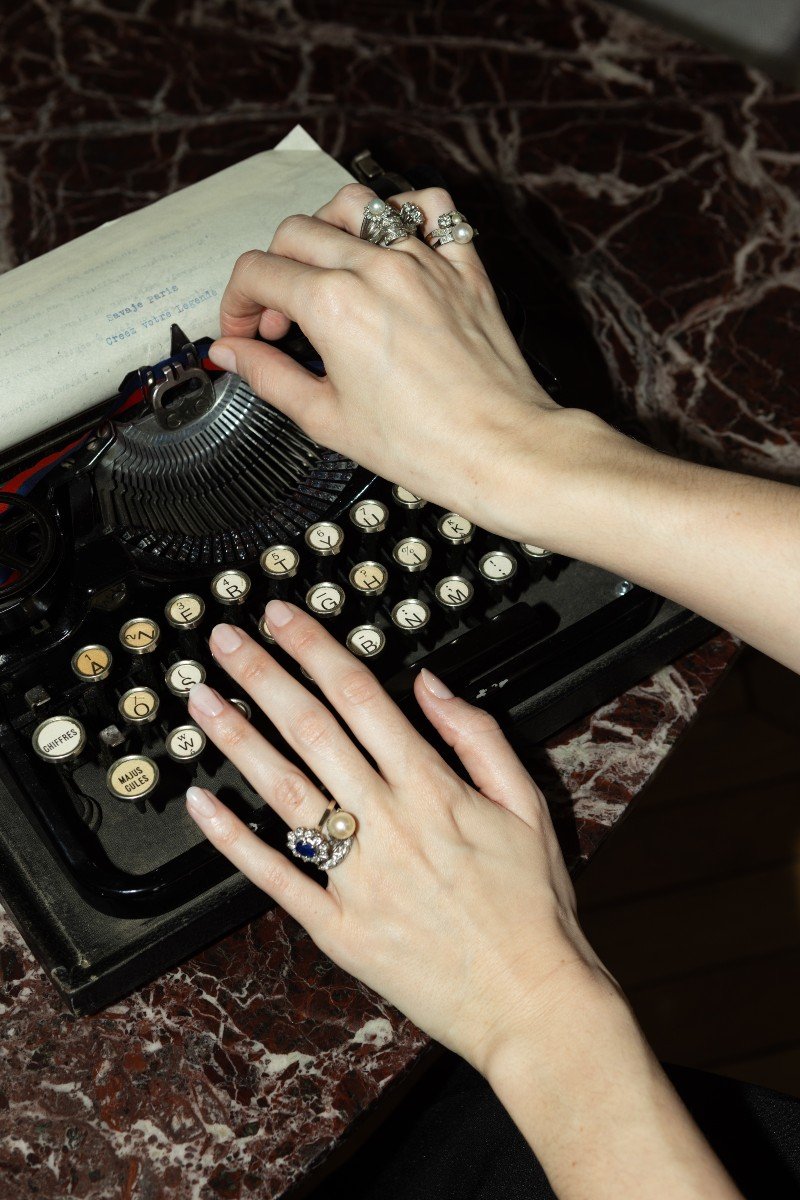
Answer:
[2,0,798,1195]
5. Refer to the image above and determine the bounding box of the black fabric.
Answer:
[310,1051,800,1200]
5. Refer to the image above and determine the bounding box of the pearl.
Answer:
[328,810,357,841]
[452,222,474,245]
[368,198,386,216]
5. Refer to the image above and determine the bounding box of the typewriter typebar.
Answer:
[0,212,713,1017]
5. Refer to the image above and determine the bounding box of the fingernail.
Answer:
[421,668,454,699]
[265,599,293,628]
[186,786,217,818]
[212,623,243,654]
[209,343,236,372]
[189,682,225,717]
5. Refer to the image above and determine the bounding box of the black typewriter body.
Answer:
[0,153,715,1013]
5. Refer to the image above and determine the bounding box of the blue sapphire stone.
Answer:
[296,841,316,859]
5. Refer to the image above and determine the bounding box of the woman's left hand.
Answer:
[184,599,614,1079]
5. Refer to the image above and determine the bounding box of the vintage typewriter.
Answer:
[0,149,714,1013]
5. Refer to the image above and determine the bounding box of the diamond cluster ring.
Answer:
[359,197,423,247]
[287,798,357,870]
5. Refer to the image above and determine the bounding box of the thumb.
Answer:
[209,337,333,438]
[413,669,543,823]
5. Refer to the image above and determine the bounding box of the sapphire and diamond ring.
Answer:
[287,798,357,870]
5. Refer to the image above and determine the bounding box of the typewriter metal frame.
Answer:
[0,149,715,1013]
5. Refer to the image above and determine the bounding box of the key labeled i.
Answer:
[165,724,206,762]
[211,569,251,608]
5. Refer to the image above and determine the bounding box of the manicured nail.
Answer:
[186,786,217,818]
[212,623,243,654]
[265,599,293,628]
[421,668,454,699]
[189,682,225,717]
[209,343,236,372]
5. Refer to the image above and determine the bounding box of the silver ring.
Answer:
[360,198,423,247]
[423,209,479,249]
[287,799,357,871]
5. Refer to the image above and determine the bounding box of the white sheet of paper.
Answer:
[0,124,356,454]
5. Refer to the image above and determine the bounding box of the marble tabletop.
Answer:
[2,0,799,1196]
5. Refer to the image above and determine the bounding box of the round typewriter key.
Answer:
[519,543,552,559]
[391,485,426,510]
[434,575,474,609]
[349,498,389,534]
[306,582,345,618]
[437,512,474,546]
[32,715,86,763]
[392,536,431,573]
[259,544,300,579]
[165,593,205,630]
[391,597,431,632]
[211,569,251,606]
[346,624,386,659]
[165,659,207,697]
[106,754,159,801]
[478,550,517,583]
[230,697,252,719]
[71,644,112,682]
[257,614,275,643]
[304,521,344,557]
[118,686,160,726]
[119,617,160,655]
[349,560,388,596]
[165,724,206,761]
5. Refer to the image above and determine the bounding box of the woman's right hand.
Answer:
[207,183,606,542]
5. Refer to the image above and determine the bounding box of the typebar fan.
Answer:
[93,372,362,572]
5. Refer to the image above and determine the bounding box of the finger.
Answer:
[217,248,319,339]
[186,682,330,830]
[185,786,340,929]
[206,622,386,811]
[206,337,334,437]
[389,186,483,269]
[413,669,541,824]
[262,600,433,787]
[267,212,372,269]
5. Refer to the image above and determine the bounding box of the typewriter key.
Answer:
[349,498,389,534]
[391,485,427,510]
[71,644,113,682]
[119,617,160,655]
[106,754,159,801]
[346,624,386,659]
[165,659,207,697]
[434,575,474,610]
[519,543,552,559]
[349,561,388,597]
[519,543,553,583]
[436,513,474,546]
[229,698,252,719]
[259,544,300,580]
[165,593,205,630]
[165,724,206,762]
[478,550,518,584]
[392,537,431,573]
[306,582,345,618]
[305,522,344,557]
[391,597,431,633]
[211,570,251,606]
[118,686,160,726]
[257,614,275,643]
[31,715,86,763]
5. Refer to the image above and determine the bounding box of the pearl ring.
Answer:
[287,797,357,870]
[424,209,479,249]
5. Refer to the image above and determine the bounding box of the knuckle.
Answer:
[213,813,242,851]
[314,269,356,320]
[293,708,334,751]
[419,186,455,215]
[234,248,264,276]
[276,212,308,239]
[337,667,382,709]
[273,772,312,815]
[288,621,323,658]
[338,182,373,203]
[216,719,247,753]
[238,652,269,689]
[255,854,290,894]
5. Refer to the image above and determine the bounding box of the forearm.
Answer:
[484,969,742,1200]
[484,407,800,673]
